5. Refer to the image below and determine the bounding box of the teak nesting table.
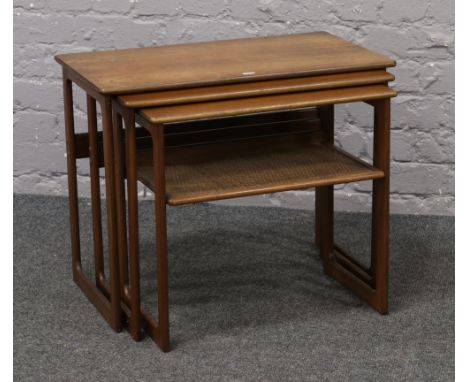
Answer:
[55,32,396,352]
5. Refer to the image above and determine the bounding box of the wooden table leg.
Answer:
[63,76,82,289]
[99,96,123,330]
[112,102,142,341]
[151,125,170,352]
[316,105,335,273]
[112,109,129,299]
[370,98,390,314]
[316,186,334,274]
[87,95,105,290]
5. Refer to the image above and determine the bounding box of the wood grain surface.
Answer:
[139,85,397,124]
[119,70,394,108]
[55,32,395,94]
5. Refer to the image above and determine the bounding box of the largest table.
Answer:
[55,32,396,351]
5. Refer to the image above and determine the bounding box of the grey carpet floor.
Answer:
[14,194,454,381]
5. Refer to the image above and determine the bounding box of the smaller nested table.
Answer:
[55,32,396,352]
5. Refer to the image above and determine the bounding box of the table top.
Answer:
[55,32,395,95]
[119,70,394,108]
[138,84,397,124]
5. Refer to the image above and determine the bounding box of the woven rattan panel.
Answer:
[136,144,384,205]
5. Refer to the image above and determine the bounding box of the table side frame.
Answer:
[112,100,170,351]
[62,67,122,332]
[316,99,390,313]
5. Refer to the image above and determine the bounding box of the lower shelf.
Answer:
[136,144,384,205]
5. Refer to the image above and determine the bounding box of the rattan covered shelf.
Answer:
[136,144,384,205]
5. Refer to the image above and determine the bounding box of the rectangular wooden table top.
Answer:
[138,85,397,124]
[55,32,395,95]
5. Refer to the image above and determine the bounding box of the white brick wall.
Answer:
[13,0,454,215]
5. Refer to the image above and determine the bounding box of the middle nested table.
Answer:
[56,32,396,352]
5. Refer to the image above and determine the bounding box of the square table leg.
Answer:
[112,105,142,341]
[315,105,335,273]
[86,95,105,290]
[112,109,130,301]
[370,98,390,313]
[150,125,170,351]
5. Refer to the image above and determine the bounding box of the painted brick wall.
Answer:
[13,0,454,215]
